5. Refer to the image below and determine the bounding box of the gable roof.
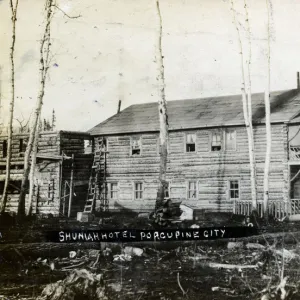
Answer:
[89,89,300,136]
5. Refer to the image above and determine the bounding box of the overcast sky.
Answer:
[0,0,299,131]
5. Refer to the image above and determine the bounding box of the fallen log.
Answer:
[187,255,210,261]
[207,262,258,270]
[246,243,265,250]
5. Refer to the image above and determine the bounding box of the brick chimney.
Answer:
[297,72,300,90]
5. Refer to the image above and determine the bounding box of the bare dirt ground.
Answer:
[1,213,300,300]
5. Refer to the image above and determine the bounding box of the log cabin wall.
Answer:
[59,131,90,155]
[94,123,289,213]
[59,132,93,217]
[0,132,60,214]
[0,131,92,216]
[61,154,93,217]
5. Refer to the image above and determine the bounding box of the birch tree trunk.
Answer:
[230,0,257,212]
[0,0,19,213]
[244,0,257,211]
[155,0,169,210]
[263,0,272,220]
[18,0,53,216]
[27,117,40,216]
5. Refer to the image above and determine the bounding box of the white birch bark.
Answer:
[1,0,19,213]
[230,0,257,211]
[27,116,40,216]
[18,0,53,216]
[155,0,169,209]
[263,0,272,218]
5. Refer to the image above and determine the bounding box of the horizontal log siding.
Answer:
[97,124,289,212]
[34,161,61,216]
[1,132,90,216]
[60,132,87,155]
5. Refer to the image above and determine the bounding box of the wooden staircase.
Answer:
[83,138,108,214]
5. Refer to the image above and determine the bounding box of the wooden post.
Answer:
[59,153,63,214]
[35,184,40,214]
[62,181,67,216]
[67,154,74,218]
[117,100,122,114]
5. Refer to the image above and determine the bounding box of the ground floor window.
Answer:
[229,180,239,199]
[188,181,197,199]
[109,182,118,199]
[134,182,143,199]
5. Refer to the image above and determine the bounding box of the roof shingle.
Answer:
[89,89,300,135]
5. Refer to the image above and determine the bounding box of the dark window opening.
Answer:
[186,144,195,152]
[19,139,23,152]
[132,148,140,155]
[186,134,196,152]
[3,140,7,158]
[0,180,27,194]
[211,132,222,151]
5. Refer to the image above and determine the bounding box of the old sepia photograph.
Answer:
[1,0,300,299]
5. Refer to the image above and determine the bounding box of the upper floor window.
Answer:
[229,180,239,200]
[131,136,141,156]
[2,140,7,158]
[186,133,196,152]
[225,129,236,151]
[109,182,118,199]
[134,182,143,199]
[188,181,197,199]
[211,132,222,151]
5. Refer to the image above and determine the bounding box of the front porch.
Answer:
[234,199,300,219]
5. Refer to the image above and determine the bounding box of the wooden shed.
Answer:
[0,130,93,217]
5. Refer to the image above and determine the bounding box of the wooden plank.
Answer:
[67,155,74,218]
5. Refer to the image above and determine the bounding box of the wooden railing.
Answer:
[290,145,300,161]
[291,199,300,215]
[234,200,291,219]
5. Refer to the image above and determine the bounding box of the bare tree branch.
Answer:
[52,4,82,19]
